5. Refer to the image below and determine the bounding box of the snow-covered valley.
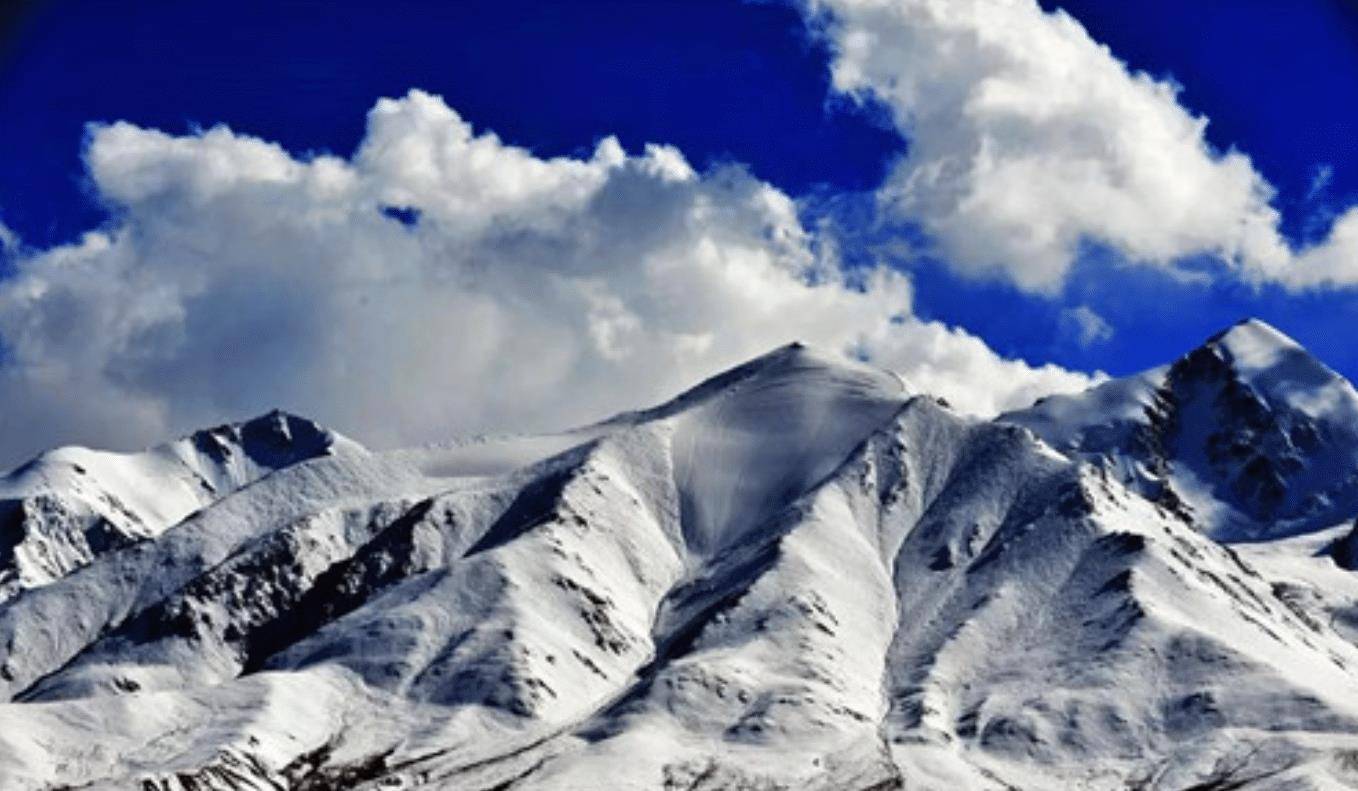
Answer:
[6,322,1358,789]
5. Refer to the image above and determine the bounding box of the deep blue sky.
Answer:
[0,0,899,247]
[3,0,1358,380]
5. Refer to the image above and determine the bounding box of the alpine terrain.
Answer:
[6,319,1358,790]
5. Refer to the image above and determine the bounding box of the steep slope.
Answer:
[1006,319,1358,539]
[6,336,1358,789]
[0,410,356,602]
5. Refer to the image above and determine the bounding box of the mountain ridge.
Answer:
[5,321,1358,789]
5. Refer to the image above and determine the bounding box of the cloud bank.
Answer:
[804,0,1358,292]
[0,90,1096,466]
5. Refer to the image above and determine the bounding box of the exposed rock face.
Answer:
[1332,520,1358,571]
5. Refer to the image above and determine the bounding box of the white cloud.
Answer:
[0,90,1098,466]
[802,0,1358,292]
[863,317,1100,414]
[1284,208,1358,288]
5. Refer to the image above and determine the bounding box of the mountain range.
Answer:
[5,319,1358,789]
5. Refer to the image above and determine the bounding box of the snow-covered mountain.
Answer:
[0,411,357,603]
[5,326,1358,789]
[1005,319,1358,540]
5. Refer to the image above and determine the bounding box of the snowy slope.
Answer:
[5,330,1358,789]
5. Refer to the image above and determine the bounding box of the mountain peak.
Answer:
[605,342,906,427]
[1201,318,1305,372]
[184,409,352,468]
[1009,316,1358,538]
[1182,318,1352,415]
[1207,316,1290,342]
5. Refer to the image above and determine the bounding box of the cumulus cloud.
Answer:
[0,90,1097,466]
[802,0,1358,292]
